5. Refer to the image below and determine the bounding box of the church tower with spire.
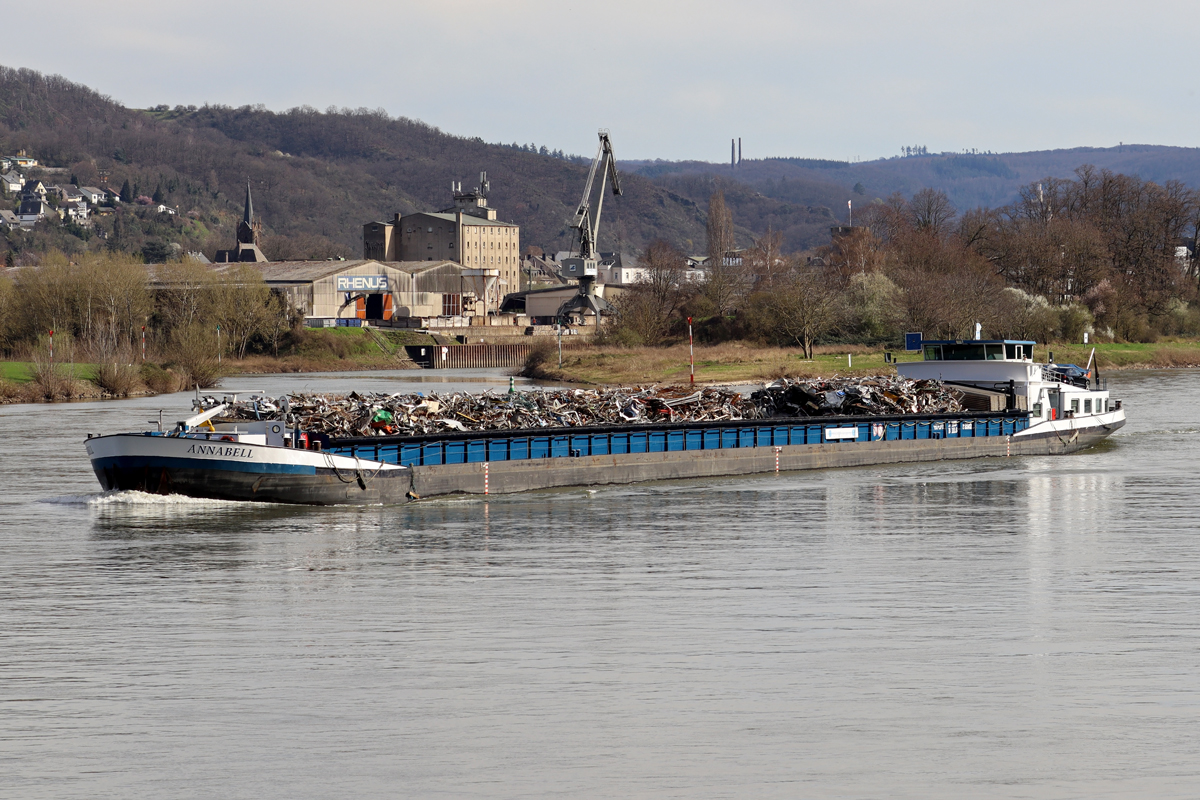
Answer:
[215,182,268,263]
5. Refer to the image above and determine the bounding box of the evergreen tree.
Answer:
[109,213,125,252]
[153,184,164,203]
[119,179,133,203]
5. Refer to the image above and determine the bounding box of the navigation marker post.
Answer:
[688,316,694,384]
[48,329,53,363]
[141,326,146,362]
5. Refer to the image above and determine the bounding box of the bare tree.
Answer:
[746,227,784,287]
[908,188,956,238]
[764,260,841,358]
[209,263,274,359]
[826,226,883,281]
[607,240,689,345]
[701,190,744,314]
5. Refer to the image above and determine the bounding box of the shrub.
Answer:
[168,324,225,389]
[0,378,24,401]
[141,363,184,394]
[93,360,144,396]
[28,333,80,400]
[28,361,79,400]
[1152,347,1200,367]
[518,339,557,378]
[1058,303,1095,343]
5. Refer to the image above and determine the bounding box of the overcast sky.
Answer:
[21,0,1200,162]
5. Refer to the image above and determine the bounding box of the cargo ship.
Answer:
[84,339,1125,505]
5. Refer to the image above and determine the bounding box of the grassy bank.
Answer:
[0,328,436,402]
[529,340,1200,386]
[6,335,1200,402]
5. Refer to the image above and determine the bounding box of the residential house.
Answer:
[520,253,567,287]
[155,203,177,215]
[594,252,649,286]
[17,197,50,227]
[1,171,24,194]
[686,249,746,269]
[63,200,88,222]
[79,186,105,205]
[22,180,47,201]
[0,209,20,230]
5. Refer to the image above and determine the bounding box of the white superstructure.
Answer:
[897,338,1124,439]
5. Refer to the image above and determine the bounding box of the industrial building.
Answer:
[362,174,520,295]
[221,259,502,329]
[500,284,616,324]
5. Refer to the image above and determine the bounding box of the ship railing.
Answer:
[1041,366,1092,389]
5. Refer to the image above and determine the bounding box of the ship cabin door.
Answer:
[1047,388,1061,419]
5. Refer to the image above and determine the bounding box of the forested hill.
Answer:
[0,67,721,261]
[627,144,1200,239]
[6,65,1200,262]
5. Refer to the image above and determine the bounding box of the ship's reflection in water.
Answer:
[6,369,1200,798]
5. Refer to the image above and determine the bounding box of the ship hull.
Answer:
[86,433,412,505]
[404,413,1125,498]
[86,412,1123,504]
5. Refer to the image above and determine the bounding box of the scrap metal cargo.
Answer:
[212,378,966,438]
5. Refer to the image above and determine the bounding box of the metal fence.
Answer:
[404,343,532,369]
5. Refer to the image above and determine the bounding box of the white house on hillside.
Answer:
[1,171,24,194]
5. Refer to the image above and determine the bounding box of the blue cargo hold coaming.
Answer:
[326,410,1031,468]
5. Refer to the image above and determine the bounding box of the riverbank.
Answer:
[4,339,1200,403]
[525,340,1200,385]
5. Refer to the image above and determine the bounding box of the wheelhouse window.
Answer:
[923,345,943,361]
[1005,344,1026,360]
[944,344,986,361]
[985,344,1004,360]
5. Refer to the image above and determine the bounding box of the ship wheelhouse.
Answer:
[920,340,1033,363]
[897,338,1114,424]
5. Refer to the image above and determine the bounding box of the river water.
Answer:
[2,368,1198,798]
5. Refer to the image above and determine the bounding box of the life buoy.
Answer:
[220,435,236,442]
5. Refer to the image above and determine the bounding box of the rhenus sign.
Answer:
[336,275,389,292]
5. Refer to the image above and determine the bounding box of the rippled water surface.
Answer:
[3,370,1199,798]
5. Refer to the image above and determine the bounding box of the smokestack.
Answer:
[738,138,742,164]
[731,139,735,169]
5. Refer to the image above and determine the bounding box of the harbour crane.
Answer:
[558,130,622,321]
